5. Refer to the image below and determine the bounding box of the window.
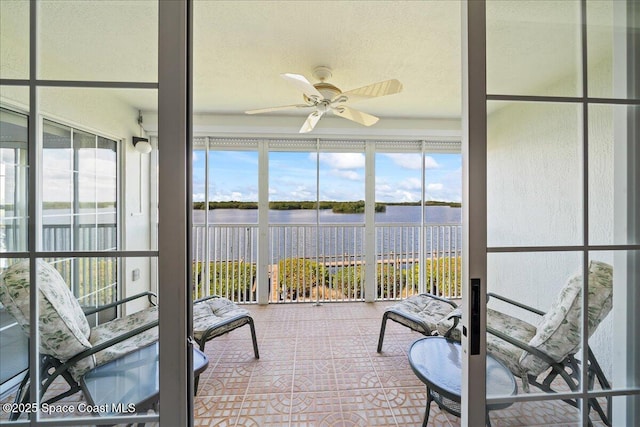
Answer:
[42,119,119,317]
[0,107,29,396]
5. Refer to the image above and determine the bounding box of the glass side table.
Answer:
[408,336,517,427]
[81,342,208,418]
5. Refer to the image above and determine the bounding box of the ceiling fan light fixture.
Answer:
[132,136,152,154]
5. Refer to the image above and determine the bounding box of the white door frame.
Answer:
[461,0,488,425]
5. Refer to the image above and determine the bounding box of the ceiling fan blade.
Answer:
[336,79,403,104]
[299,111,323,133]
[281,73,323,100]
[245,104,311,115]
[332,106,379,127]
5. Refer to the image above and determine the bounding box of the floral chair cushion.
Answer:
[70,306,159,380]
[385,294,457,335]
[193,297,251,341]
[486,308,537,379]
[0,259,92,361]
[519,260,613,376]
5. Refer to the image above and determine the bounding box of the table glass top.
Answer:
[408,336,516,399]
[82,342,208,414]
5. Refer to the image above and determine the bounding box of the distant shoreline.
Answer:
[193,200,461,213]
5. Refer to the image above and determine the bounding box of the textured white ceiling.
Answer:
[1,0,618,128]
[192,1,461,119]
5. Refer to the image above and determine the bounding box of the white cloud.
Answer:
[427,183,444,191]
[316,152,365,169]
[331,169,361,181]
[384,153,439,170]
[399,177,422,191]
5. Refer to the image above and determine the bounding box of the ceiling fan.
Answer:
[245,66,403,133]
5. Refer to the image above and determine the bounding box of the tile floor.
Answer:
[193,302,604,427]
[1,301,609,426]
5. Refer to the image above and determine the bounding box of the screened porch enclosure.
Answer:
[190,137,462,304]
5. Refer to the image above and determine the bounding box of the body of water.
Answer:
[193,205,461,225]
[192,205,462,263]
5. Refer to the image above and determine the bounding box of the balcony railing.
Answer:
[192,223,462,303]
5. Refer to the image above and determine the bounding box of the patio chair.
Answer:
[0,259,159,420]
[192,294,259,358]
[377,260,613,426]
[0,259,258,420]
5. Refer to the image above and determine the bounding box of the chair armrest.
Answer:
[487,325,557,367]
[487,292,546,316]
[83,291,157,316]
[441,308,462,338]
[42,319,159,391]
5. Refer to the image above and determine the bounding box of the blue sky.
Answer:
[193,150,461,203]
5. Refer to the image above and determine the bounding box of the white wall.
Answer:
[0,87,154,314]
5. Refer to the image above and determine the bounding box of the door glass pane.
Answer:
[605,396,640,427]
[486,251,584,398]
[0,0,29,79]
[488,399,582,426]
[25,256,159,423]
[589,104,640,245]
[0,258,29,419]
[487,0,581,97]
[589,250,640,391]
[587,0,640,100]
[0,107,28,253]
[37,0,158,82]
[487,101,583,247]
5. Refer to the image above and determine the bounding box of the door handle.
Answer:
[470,278,481,355]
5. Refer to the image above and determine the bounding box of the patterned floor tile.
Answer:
[194,394,244,426]
[288,392,344,427]
[236,393,292,427]
[203,362,255,396]
[338,389,398,426]
[248,358,298,389]
[293,358,337,392]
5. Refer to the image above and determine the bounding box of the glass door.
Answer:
[463,0,640,425]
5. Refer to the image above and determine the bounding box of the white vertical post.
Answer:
[257,140,269,304]
[365,141,376,302]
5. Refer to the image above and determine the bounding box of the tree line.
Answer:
[193,200,460,212]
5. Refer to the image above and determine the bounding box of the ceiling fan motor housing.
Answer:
[305,82,342,103]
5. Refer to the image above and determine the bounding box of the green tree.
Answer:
[405,257,462,296]
[192,261,256,302]
[332,256,462,299]
[331,265,364,299]
[277,258,328,300]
